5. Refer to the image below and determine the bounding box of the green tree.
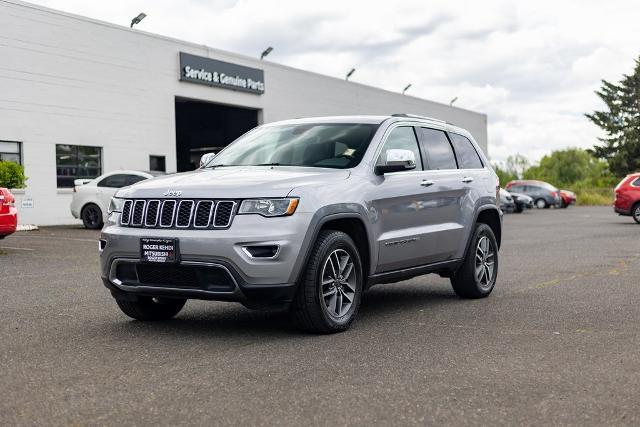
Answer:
[522,148,615,188]
[586,56,640,176]
[505,154,530,179]
[492,163,518,186]
[0,161,27,188]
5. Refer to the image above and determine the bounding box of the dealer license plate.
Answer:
[140,238,179,263]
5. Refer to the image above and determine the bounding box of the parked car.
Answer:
[559,190,577,208]
[99,115,503,333]
[614,172,640,223]
[0,188,18,239]
[71,170,164,229]
[505,180,561,209]
[499,189,516,213]
[509,192,534,213]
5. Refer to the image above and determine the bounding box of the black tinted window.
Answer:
[125,175,147,186]
[420,128,457,170]
[448,133,483,169]
[376,127,423,171]
[98,174,145,188]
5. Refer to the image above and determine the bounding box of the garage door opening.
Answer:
[175,97,259,171]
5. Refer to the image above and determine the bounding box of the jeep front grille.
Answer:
[120,199,236,229]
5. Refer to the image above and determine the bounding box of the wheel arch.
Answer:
[474,205,502,248]
[290,209,376,285]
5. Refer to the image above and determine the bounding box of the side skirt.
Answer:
[366,259,462,289]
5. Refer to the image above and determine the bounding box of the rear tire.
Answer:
[116,297,186,320]
[82,203,103,229]
[451,223,498,299]
[535,198,547,209]
[290,230,363,334]
[632,202,640,224]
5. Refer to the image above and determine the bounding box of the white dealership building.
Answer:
[0,0,488,225]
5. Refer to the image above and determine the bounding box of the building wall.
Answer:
[0,0,488,225]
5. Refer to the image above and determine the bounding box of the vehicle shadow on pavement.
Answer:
[106,282,458,338]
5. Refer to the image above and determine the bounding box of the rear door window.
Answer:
[448,133,483,169]
[419,128,457,170]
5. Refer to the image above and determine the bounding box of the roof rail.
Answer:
[391,113,447,124]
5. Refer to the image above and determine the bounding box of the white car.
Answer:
[71,170,163,229]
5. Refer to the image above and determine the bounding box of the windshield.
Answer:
[205,123,379,169]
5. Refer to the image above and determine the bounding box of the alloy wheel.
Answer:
[475,235,496,291]
[84,206,100,227]
[320,249,357,318]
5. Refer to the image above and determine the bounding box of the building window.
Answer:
[56,144,102,188]
[149,155,166,172]
[0,141,22,164]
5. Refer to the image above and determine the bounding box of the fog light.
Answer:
[243,245,279,258]
[98,239,107,252]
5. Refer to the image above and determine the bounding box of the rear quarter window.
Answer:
[448,133,483,169]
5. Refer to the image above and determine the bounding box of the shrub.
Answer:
[574,188,613,206]
[0,161,27,189]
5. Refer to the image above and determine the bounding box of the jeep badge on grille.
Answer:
[163,190,182,197]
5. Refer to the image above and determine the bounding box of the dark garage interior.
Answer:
[175,97,259,171]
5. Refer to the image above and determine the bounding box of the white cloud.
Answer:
[25,0,640,163]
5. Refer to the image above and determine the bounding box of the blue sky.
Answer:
[27,0,640,163]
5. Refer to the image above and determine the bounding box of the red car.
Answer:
[614,172,640,223]
[559,190,577,208]
[0,188,18,239]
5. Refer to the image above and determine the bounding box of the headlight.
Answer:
[108,197,125,214]
[238,198,299,217]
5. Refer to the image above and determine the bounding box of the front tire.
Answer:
[116,297,186,321]
[290,230,363,334]
[451,223,499,299]
[82,203,103,229]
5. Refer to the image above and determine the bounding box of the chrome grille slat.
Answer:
[160,200,177,227]
[145,200,161,227]
[194,201,214,228]
[121,200,133,225]
[213,201,235,228]
[176,200,195,228]
[120,199,235,229]
[131,200,146,226]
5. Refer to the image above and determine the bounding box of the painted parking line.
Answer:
[10,235,97,243]
[0,246,34,251]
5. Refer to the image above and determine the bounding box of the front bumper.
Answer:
[99,212,312,306]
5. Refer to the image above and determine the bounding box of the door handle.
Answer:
[421,180,434,187]
[462,177,474,183]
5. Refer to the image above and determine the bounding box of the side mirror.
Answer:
[375,149,417,175]
[199,152,216,168]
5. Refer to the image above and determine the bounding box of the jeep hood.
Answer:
[117,167,351,199]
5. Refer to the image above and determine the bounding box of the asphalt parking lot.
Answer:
[1,206,639,426]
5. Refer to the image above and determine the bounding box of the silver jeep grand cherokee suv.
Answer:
[100,114,502,333]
